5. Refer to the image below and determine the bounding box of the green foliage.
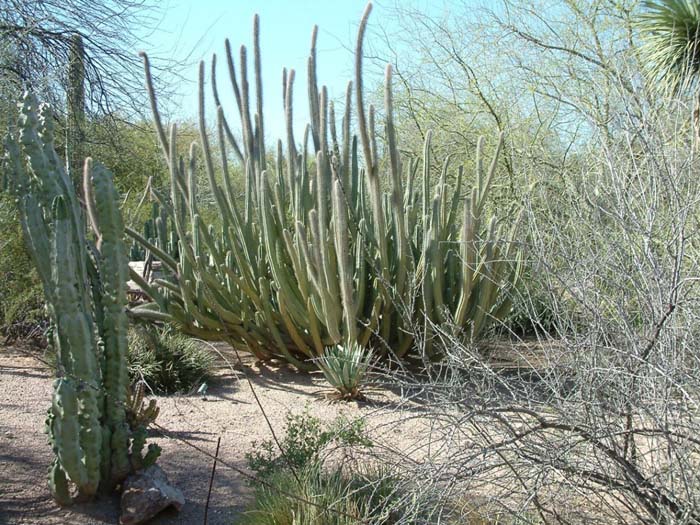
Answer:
[0,194,45,337]
[317,342,372,400]
[246,411,372,484]
[4,94,159,504]
[131,7,523,368]
[637,0,700,96]
[127,325,214,394]
[242,411,411,525]
[239,463,408,525]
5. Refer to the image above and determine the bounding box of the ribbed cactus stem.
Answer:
[52,194,103,497]
[6,98,162,503]
[84,159,131,484]
[331,173,357,344]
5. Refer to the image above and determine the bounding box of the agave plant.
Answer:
[317,343,372,401]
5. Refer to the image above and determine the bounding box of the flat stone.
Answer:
[119,465,185,525]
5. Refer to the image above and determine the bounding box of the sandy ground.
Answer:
[0,345,431,525]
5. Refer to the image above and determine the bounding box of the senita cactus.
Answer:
[131,3,522,366]
[4,93,160,504]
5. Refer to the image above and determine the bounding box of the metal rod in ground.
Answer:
[203,436,221,525]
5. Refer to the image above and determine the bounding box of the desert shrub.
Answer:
[246,411,372,483]
[239,463,409,525]
[243,412,422,525]
[127,325,214,394]
[379,97,700,523]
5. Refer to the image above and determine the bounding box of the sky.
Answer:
[140,0,393,144]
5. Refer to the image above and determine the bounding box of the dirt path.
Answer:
[0,346,429,525]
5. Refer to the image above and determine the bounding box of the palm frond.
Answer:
[637,0,700,95]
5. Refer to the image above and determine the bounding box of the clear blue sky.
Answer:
[141,0,392,143]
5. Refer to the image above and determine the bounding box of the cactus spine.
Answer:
[4,94,159,504]
[131,3,522,366]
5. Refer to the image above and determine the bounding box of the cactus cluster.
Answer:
[4,94,160,504]
[130,3,522,366]
[129,201,179,262]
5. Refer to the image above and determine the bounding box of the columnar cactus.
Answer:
[130,3,522,366]
[4,94,160,504]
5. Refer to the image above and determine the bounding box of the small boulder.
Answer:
[120,465,185,525]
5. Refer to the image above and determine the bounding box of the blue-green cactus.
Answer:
[130,3,522,366]
[5,94,160,504]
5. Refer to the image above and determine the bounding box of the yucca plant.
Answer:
[317,343,372,401]
[637,0,700,140]
[129,3,522,367]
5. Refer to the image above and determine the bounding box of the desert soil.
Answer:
[0,344,430,525]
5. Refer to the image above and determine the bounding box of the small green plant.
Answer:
[239,463,408,525]
[246,410,372,484]
[127,325,214,394]
[243,411,413,525]
[317,343,372,401]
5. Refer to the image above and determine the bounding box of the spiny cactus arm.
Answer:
[446,165,464,230]
[438,155,452,233]
[341,81,353,194]
[430,195,447,324]
[259,174,308,319]
[354,223,368,319]
[422,130,433,226]
[278,298,314,358]
[49,459,72,506]
[308,207,342,343]
[224,39,244,117]
[355,2,374,177]
[49,379,88,491]
[283,229,311,299]
[216,108,243,221]
[18,96,62,205]
[285,69,298,201]
[197,62,235,226]
[469,218,499,337]
[125,227,178,271]
[332,175,358,344]
[455,196,476,327]
[257,277,311,369]
[476,133,504,214]
[320,86,330,156]
[19,196,54,298]
[85,159,132,484]
[52,195,103,494]
[37,104,74,207]
[130,427,148,470]
[315,151,341,301]
[211,54,244,162]
[238,45,256,163]
[308,25,321,152]
[160,131,188,254]
[253,14,265,168]
[142,444,162,468]
[140,53,170,164]
[385,64,408,297]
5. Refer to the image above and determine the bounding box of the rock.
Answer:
[119,465,185,525]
